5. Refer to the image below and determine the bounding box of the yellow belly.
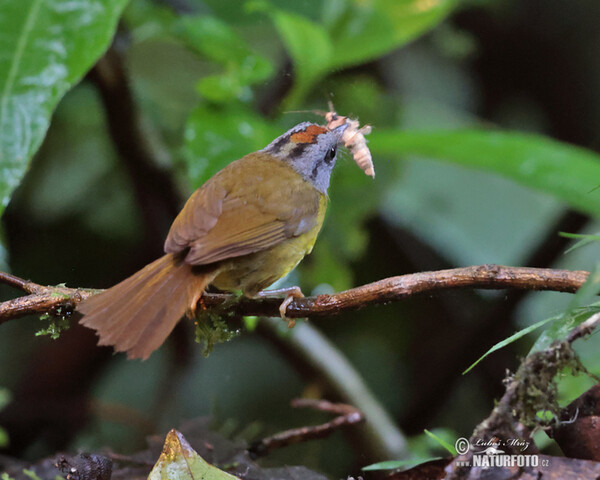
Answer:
[212,194,327,296]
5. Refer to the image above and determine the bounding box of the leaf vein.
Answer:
[0,0,43,136]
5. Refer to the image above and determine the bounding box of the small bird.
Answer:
[78,121,348,360]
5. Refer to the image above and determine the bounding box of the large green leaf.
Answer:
[0,0,129,214]
[328,0,459,70]
[254,0,459,107]
[249,2,333,108]
[371,129,600,217]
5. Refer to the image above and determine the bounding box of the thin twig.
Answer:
[248,398,364,458]
[0,265,590,323]
[256,317,410,461]
[0,279,96,325]
[0,271,42,293]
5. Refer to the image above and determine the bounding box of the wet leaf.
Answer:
[372,129,600,218]
[0,0,128,215]
[148,429,241,480]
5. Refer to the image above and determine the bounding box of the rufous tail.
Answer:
[78,254,217,360]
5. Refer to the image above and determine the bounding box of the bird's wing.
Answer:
[164,155,322,266]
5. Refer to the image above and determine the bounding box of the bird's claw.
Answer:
[257,286,304,327]
[277,287,304,327]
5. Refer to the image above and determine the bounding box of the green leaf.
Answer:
[464,262,600,373]
[196,75,249,103]
[0,0,129,215]
[329,0,459,70]
[371,129,600,218]
[531,305,600,353]
[243,316,259,331]
[424,429,456,455]
[0,427,8,448]
[196,59,272,103]
[176,16,256,65]
[559,232,600,254]
[174,16,275,102]
[22,471,42,480]
[149,429,240,480]
[463,316,556,375]
[122,0,177,41]
[408,427,458,459]
[248,1,333,108]
[564,263,600,315]
[362,458,442,471]
[253,0,458,106]
[531,262,600,352]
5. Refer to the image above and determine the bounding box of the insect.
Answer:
[324,102,375,178]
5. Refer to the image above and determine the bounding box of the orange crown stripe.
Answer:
[290,125,328,144]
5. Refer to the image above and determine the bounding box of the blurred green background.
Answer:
[2,0,600,477]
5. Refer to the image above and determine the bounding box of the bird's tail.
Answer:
[78,254,217,360]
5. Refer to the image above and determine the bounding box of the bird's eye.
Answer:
[324,146,337,163]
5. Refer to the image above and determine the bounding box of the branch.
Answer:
[0,265,590,323]
[256,317,409,461]
[446,311,600,479]
[248,399,364,458]
[0,272,95,325]
[200,264,589,317]
[479,311,600,438]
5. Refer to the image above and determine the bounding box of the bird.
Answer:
[78,121,348,360]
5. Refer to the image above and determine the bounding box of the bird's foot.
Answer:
[188,290,204,318]
[256,286,304,328]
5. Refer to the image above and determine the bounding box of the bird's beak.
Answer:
[332,123,348,142]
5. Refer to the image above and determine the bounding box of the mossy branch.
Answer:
[445,311,600,479]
